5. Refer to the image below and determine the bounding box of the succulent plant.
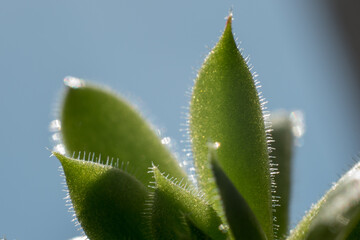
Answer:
[52,13,360,240]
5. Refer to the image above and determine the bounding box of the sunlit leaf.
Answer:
[60,79,187,185]
[190,14,273,239]
[54,152,149,240]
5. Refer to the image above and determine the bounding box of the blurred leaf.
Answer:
[60,80,187,185]
[148,166,227,240]
[288,161,360,240]
[305,170,360,240]
[54,152,148,240]
[209,146,267,240]
[190,15,273,239]
[270,111,294,238]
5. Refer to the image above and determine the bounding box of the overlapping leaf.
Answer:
[148,166,227,240]
[209,145,267,240]
[54,153,149,239]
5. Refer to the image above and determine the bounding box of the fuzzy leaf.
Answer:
[288,161,360,240]
[54,152,149,240]
[305,171,360,240]
[270,111,294,238]
[148,166,227,240]
[190,15,273,239]
[60,78,187,185]
[210,146,267,240]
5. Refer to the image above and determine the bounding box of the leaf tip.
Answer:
[225,11,233,29]
[207,141,221,166]
[63,76,85,89]
[52,151,61,158]
[52,151,71,168]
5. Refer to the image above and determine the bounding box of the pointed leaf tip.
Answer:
[225,13,233,29]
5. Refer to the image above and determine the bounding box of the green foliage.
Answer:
[209,145,267,240]
[148,166,226,240]
[55,152,149,239]
[270,111,294,238]
[189,17,273,239]
[52,13,360,240]
[288,162,360,240]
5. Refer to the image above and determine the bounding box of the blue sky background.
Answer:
[1,1,360,239]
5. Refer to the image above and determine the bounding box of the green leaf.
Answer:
[288,161,360,240]
[54,152,149,240]
[185,216,213,240]
[270,111,294,238]
[60,79,187,185]
[190,15,273,239]
[147,166,227,240]
[209,145,267,240]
